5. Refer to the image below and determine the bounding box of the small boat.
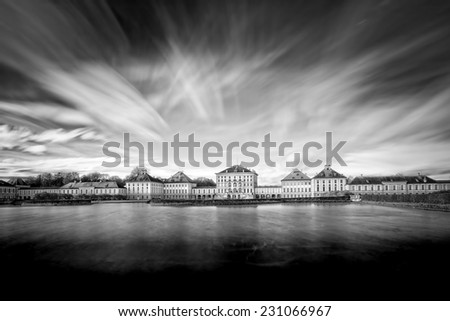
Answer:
[350,194,361,202]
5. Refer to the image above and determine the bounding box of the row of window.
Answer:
[350,184,444,191]
[0,188,15,193]
[217,176,254,182]
[283,187,311,193]
[218,182,253,187]
[127,183,163,187]
[165,186,190,190]
[165,184,191,188]
[165,190,188,194]
[283,194,310,198]
[193,189,215,194]
[165,195,194,199]
[283,181,311,186]
[61,189,124,194]
[314,179,345,185]
[316,185,345,192]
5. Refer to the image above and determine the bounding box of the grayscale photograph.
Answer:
[1,0,450,301]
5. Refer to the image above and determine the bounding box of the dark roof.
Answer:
[313,166,346,179]
[256,185,282,188]
[7,177,29,186]
[19,187,61,190]
[125,173,163,183]
[218,165,256,174]
[165,171,194,183]
[0,179,15,187]
[348,175,437,185]
[281,169,310,181]
[61,181,120,188]
[437,180,450,184]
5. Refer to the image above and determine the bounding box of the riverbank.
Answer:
[362,201,450,212]
[21,199,92,206]
[91,200,148,204]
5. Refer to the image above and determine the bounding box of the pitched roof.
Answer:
[166,171,194,183]
[0,179,15,187]
[256,185,282,188]
[281,169,310,181]
[125,173,163,183]
[348,175,437,185]
[61,181,120,189]
[313,166,346,179]
[218,165,256,174]
[19,187,61,190]
[7,177,29,186]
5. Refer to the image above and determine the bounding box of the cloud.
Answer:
[0,124,104,155]
[0,0,449,180]
[22,145,47,155]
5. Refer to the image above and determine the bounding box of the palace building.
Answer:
[18,187,61,200]
[125,169,164,200]
[193,186,217,200]
[255,186,282,199]
[3,163,450,201]
[281,168,312,198]
[312,165,347,197]
[164,171,197,200]
[347,174,450,195]
[0,180,16,200]
[60,181,126,197]
[215,165,258,199]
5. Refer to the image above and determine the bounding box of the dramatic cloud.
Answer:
[0,0,449,182]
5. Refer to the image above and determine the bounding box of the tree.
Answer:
[62,172,80,185]
[110,175,125,188]
[126,167,147,180]
[192,177,216,187]
[52,172,64,186]
[40,173,53,187]
[81,172,103,182]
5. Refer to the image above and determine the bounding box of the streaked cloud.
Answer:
[0,0,449,182]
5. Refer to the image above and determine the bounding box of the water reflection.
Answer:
[1,203,450,273]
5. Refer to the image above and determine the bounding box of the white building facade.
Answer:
[18,187,61,200]
[125,172,164,200]
[312,165,347,197]
[347,175,450,195]
[60,181,126,197]
[281,169,312,198]
[0,180,16,200]
[215,165,258,199]
[192,186,217,199]
[255,186,282,199]
[164,171,197,200]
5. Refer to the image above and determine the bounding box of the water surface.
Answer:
[1,203,449,299]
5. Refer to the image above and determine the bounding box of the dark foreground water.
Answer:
[1,203,450,300]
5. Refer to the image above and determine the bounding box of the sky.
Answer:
[1,0,450,184]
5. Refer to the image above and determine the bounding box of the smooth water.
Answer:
[1,203,449,271]
[2,203,450,299]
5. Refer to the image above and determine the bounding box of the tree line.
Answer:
[21,167,216,188]
[24,172,125,188]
